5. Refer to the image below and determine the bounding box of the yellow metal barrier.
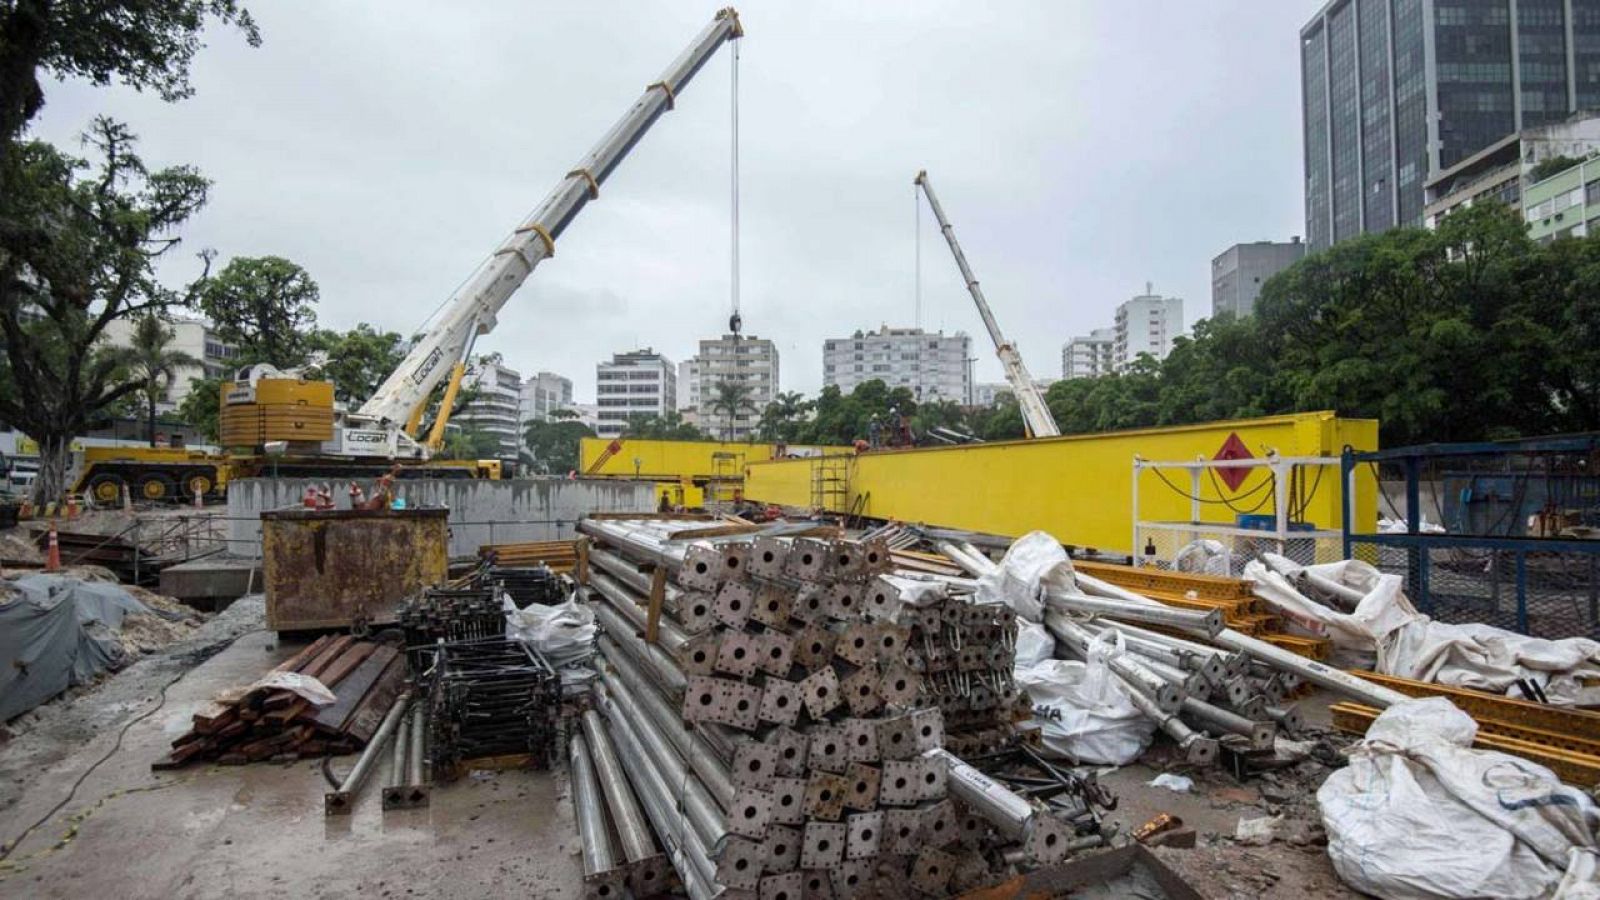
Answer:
[741,411,1378,555]
[578,437,850,508]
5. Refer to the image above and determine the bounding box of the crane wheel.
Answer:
[185,472,214,499]
[87,473,125,506]
[138,473,176,502]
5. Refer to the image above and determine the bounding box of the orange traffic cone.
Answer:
[66,494,78,519]
[45,523,61,572]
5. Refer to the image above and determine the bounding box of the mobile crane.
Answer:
[71,9,745,505]
[914,170,1060,439]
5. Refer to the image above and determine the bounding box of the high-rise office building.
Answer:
[1302,0,1600,249]
[1210,239,1306,319]
[822,327,972,404]
[519,371,574,424]
[594,349,676,438]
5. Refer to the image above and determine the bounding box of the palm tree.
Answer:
[115,315,200,447]
[709,379,756,441]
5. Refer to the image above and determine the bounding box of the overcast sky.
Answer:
[30,2,1311,403]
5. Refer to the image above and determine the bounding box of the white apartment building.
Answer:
[595,349,676,438]
[1112,290,1183,370]
[685,334,779,440]
[100,315,240,411]
[973,379,1057,407]
[1061,327,1116,380]
[822,327,971,404]
[454,358,525,458]
[519,371,574,423]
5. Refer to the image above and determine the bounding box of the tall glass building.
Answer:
[1302,0,1600,249]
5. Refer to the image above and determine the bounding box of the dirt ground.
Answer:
[0,597,583,899]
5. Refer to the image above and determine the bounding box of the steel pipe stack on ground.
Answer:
[576,517,1102,898]
[325,691,411,815]
[580,710,674,899]
[381,706,412,811]
[569,732,628,900]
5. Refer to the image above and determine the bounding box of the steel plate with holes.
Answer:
[727,786,775,839]
[803,770,848,820]
[913,754,948,801]
[583,870,625,900]
[834,622,876,667]
[683,675,724,723]
[678,632,721,676]
[1024,810,1074,864]
[799,869,835,900]
[859,538,890,574]
[792,583,829,623]
[676,590,717,633]
[910,708,944,752]
[715,631,762,678]
[879,759,923,806]
[826,582,860,620]
[766,726,809,776]
[760,870,804,900]
[883,807,922,854]
[763,824,803,874]
[844,810,882,861]
[792,625,836,670]
[957,812,987,848]
[805,724,848,773]
[752,583,794,627]
[840,666,883,716]
[827,539,863,579]
[909,846,958,897]
[720,678,763,730]
[879,665,921,707]
[863,576,901,621]
[830,858,875,900]
[841,718,880,762]
[732,741,781,789]
[678,544,723,591]
[715,835,766,890]
[749,536,790,579]
[842,761,880,810]
[718,541,751,580]
[768,776,807,825]
[876,713,919,760]
[758,631,794,676]
[799,821,847,870]
[759,677,803,726]
[714,580,756,629]
[625,854,670,898]
[875,622,911,660]
[784,538,830,581]
[799,666,841,720]
[918,798,957,845]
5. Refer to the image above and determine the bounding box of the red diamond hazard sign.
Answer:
[1213,432,1254,491]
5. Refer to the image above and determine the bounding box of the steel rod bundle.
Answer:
[325,690,411,815]
[577,517,1101,897]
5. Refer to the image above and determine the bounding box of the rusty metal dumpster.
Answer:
[260,507,448,632]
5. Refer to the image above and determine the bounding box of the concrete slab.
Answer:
[0,626,583,899]
[159,557,262,611]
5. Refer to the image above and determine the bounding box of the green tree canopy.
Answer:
[524,410,595,474]
[199,255,319,366]
[621,410,708,441]
[307,324,406,404]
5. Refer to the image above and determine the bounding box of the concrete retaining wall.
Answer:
[224,477,655,558]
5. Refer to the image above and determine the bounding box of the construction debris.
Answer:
[154,635,406,768]
[574,516,1112,898]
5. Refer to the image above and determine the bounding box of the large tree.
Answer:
[708,379,756,441]
[306,323,406,404]
[0,120,211,501]
[199,255,319,366]
[112,313,199,447]
[524,409,594,474]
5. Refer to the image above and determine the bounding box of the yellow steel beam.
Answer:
[1350,670,1600,744]
[1074,560,1255,602]
[1329,702,1600,787]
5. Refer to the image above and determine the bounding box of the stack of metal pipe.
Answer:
[940,540,1407,768]
[574,517,1096,898]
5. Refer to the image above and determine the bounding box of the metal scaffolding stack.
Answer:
[574,516,1096,899]
[419,638,561,777]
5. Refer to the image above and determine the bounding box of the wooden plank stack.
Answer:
[154,635,406,769]
[477,539,580,574]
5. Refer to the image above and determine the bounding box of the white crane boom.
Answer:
[354,9,745,457]
[914,170,1060,438]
